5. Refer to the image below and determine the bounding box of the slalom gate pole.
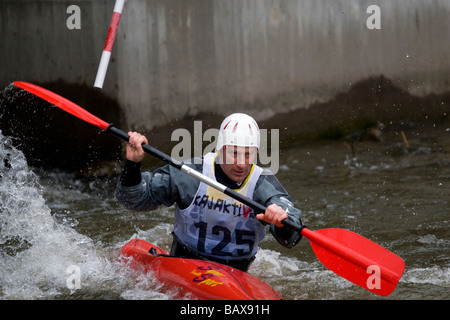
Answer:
[94,0,126,89]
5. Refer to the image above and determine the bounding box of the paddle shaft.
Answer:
[107,125,304,234]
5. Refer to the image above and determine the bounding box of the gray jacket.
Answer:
[116,158,302,248]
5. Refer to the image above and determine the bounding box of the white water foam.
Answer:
[0,130,167,299]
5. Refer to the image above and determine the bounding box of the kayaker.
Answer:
[116,113,302,271]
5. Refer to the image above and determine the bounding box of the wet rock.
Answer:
[261,75,450,146]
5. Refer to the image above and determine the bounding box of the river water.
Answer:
[0,123,449,300]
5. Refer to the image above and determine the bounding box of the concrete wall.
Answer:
[1,0,449,131]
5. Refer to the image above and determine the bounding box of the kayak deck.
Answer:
[121,239,282,300]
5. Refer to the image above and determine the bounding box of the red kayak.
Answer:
[121,239,282,300]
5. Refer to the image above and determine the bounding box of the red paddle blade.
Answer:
[302,228,405,296]
[13,81,110,130]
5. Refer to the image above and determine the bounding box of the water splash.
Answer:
[0,130,165,299]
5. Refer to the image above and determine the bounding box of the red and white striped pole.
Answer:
[94,0,125,89]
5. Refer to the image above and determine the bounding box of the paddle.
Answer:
[13,81,405,296]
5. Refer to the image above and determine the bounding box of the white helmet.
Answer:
[215,113,260,152]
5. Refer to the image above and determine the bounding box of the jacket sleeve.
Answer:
[253,171,303,248]
[116,161,200,212]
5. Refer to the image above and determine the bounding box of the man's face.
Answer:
[219,146,257,183]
